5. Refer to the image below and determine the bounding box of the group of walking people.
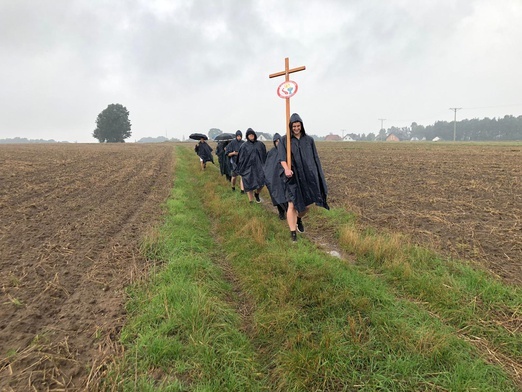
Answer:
[195,113,329,242]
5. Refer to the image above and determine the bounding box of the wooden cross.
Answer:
[269,57,306,168]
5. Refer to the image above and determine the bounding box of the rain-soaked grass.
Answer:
[102,145,520,391]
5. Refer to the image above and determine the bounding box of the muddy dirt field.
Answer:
[319,142,521,286]
[0,143,174,391]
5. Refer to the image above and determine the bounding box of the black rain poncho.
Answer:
[278,113,329,213]
[236,128,267,192]
[263,133,287,206]
[195,141,214,164]
[224,130,245,174]
[216,140,232,177]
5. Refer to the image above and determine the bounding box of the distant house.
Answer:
[252,132,271,141]
[343,135,356,142]
[386,133,401,142]
[432,136,442,142]
[324,133,343,141]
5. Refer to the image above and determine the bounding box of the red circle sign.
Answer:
[277,80,298,99]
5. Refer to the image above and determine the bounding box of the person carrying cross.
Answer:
[278,113,329,242]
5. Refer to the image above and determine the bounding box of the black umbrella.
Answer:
[189,133,208,140]
[214,133,235,141]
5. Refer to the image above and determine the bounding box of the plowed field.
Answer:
[0,143,174,391]
[320,142,521,286]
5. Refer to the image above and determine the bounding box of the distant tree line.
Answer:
[423,115,522,141]
[0,137,69,144]
[136,136,181,143]
[364,115,522,141]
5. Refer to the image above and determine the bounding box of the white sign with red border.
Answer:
[277,80,298,99]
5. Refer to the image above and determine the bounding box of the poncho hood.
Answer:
[289,113,306,135]
[235,130,242,137]
[272,132,281,147]
[246,128,257,142]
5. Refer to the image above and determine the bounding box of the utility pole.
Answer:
[449,108,462,141]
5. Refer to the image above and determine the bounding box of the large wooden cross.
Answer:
[269,57,306,168]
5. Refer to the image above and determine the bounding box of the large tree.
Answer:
[93,103,132,143]
[208,128,222,140]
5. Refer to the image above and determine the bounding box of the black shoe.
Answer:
[254,193,261,203]
[291,231,297,242]
[297,217,305,233]
[232,187,236,191]
[241,190,245,194]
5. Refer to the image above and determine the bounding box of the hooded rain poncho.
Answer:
[263,133,287,206]
[236,128,267,192]
[224,130,245,173]
[195,141,214,164]
[216,140,232,177]
[278,113,329,213]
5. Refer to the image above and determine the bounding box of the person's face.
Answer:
[248,133,255,141]
[236,135,242,141]
[275,139,280,147]
[292,122,302,136]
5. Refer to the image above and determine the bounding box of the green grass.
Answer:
[330,212,521,361]
[102,145,520,391]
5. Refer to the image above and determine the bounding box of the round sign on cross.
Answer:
[277,80,298,99]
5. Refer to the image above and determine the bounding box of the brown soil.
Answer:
[318,142,522,286]
[0,143,174,391]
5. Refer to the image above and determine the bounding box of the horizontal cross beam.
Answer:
[269,65,306,79]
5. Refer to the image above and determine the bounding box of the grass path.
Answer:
[104,146,521,391]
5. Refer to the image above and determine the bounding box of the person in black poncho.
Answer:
[225,130,245,192]
[216,140,232,181]
[194,137,214,170]
[263,133,288,219]
[236,128,267,203]
[278,113,329,242]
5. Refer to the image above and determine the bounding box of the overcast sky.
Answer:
[1,0,521,143]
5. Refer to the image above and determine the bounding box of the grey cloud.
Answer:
[1,0,521,142]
